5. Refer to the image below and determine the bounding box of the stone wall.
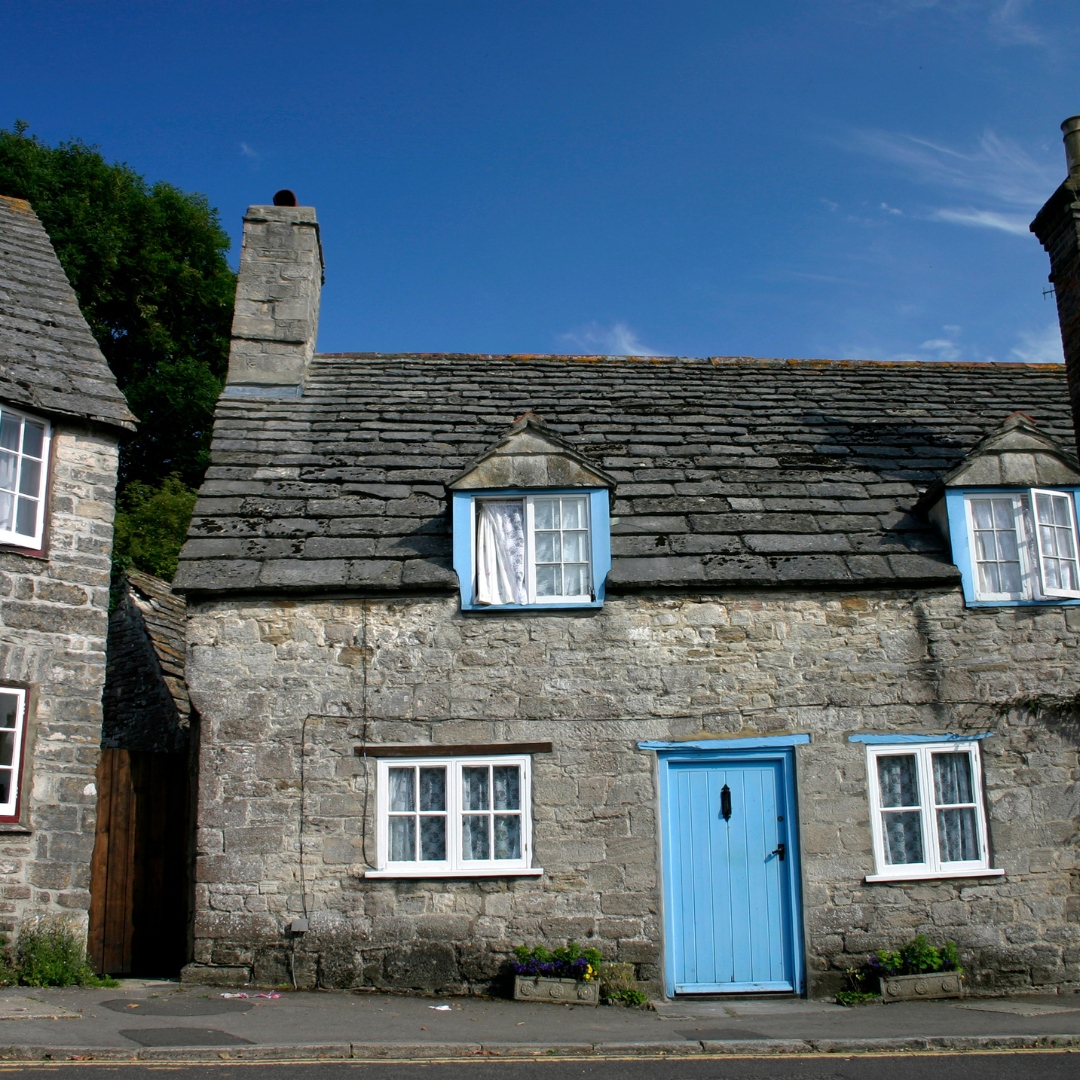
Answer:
[0,424,118,932]
[183,588,1080,996]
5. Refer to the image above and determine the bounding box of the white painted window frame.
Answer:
[368,754,541,879]
[964,490,1080,602]
[0,406,51,551]
[865,741,1002,882]
[474,493,592,605]
[0,688,28,819]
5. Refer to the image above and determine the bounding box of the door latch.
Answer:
[769,842,786,861]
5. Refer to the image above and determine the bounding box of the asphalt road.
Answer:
[0,1054,1075,1079]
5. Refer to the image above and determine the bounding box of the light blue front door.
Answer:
[661,750,802,994]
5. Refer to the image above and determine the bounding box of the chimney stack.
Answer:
[1031,118,1080,457]
[226,200,324,389]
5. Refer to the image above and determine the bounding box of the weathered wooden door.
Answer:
[661,750,803,994]
[88,749,190,975]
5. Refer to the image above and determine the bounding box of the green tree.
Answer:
[0,120,235,492]
[112,476,198,583]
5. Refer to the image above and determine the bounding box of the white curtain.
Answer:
[475,500,526,605]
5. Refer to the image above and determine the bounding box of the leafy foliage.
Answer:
[869,935,962,978]
[603,985,649,1006]
[112,475,198,582]
[512,940,603,981]
[11,918,118,988]
[0,121,235,491]
[837,935,962,1004]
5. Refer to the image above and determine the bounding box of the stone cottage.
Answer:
[0,195,135,935]
[175,129,1080,998]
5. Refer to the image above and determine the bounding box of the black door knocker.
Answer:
[720,784,732,822]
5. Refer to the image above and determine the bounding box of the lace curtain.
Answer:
[475,500,527,605]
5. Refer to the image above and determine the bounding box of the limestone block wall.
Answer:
[0,425,118,932]
[184,589,1080,996]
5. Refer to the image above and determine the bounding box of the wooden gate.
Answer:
[88,749,190,976]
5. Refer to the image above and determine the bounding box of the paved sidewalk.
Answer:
[0,981,1077,1062]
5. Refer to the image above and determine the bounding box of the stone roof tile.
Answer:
[0,196,135,430]
[174,352,1077,594]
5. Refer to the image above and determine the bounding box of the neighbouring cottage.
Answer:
[90,570,193,976]
[0,195,135,936]
[175,131,1080,998]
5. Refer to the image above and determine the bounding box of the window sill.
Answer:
[865,868,1004,883]
[365,867,544,879]
[460,601,602,613]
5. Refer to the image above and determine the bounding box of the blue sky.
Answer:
[1,1,1078,363]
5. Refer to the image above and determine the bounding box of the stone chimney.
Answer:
[1031,117,1080,455]
[226,195,324,389]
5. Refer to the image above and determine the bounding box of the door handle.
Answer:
[769,842,786,861]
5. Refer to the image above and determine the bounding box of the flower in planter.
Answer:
[512,941,604,981]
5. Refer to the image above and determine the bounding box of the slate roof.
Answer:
[0,196,135,431]
[103,571,190,754]
[174,352,1076,596]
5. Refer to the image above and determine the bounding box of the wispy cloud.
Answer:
[930,207,1031,235]
[849,126,1058,235]
[240,142,260,159]
[987,0,1046,47]
[557,321,661,356]
[1010,322,1063,363]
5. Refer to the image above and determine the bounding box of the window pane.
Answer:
[533,499,557,530]
[0,695,19,729]
[563,564,589,595]
[494,815,521,859]
[0,731,14,769]
[492,765,520,810]
[992,499,1014,529]
[999,561,1022,594]
[420,817,446,861]
[462,766,489,811]
[535,565,560,597]
[18,459,40,497]
[0,770,10,805]
[877,755,919,807]
[933,753,973,805]
[937,808,979,862]
[561,498,586,530]
[389,816,415,861]
[974,531,998,561]
[997,529,1019,562]
[882,809,924,864]
[0,493,11,532]
[21,423,43,459]
[0,416,19,453]
[388,768,415,813]
[971,500,994,530]
[15,498,36,537]
[462,814,490,860]
[418,767,446,812]
[535,532,558,562]
[977,562,1001,595]
[0,452,15,493]
[561,532,587,562]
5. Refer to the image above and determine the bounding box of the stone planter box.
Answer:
[513,975,600,1005]
[879,971,963,1002]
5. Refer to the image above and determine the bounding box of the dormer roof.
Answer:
[447,412,616,491]
[922,413,1080,506]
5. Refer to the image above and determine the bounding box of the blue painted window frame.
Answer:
[452,488,611,611]
[647,738,806,997]
[945,486,1080,607]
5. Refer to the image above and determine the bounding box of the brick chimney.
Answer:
[226,197,324,389]
[1031,117,1080,455]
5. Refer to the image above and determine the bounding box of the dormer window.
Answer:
[964,489,1080,602]
[474,493,593,606]
[0,405,50,550]
[448,413,613,611]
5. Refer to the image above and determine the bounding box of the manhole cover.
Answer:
[119,1027,254,1047]
[102,997,255,1016]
